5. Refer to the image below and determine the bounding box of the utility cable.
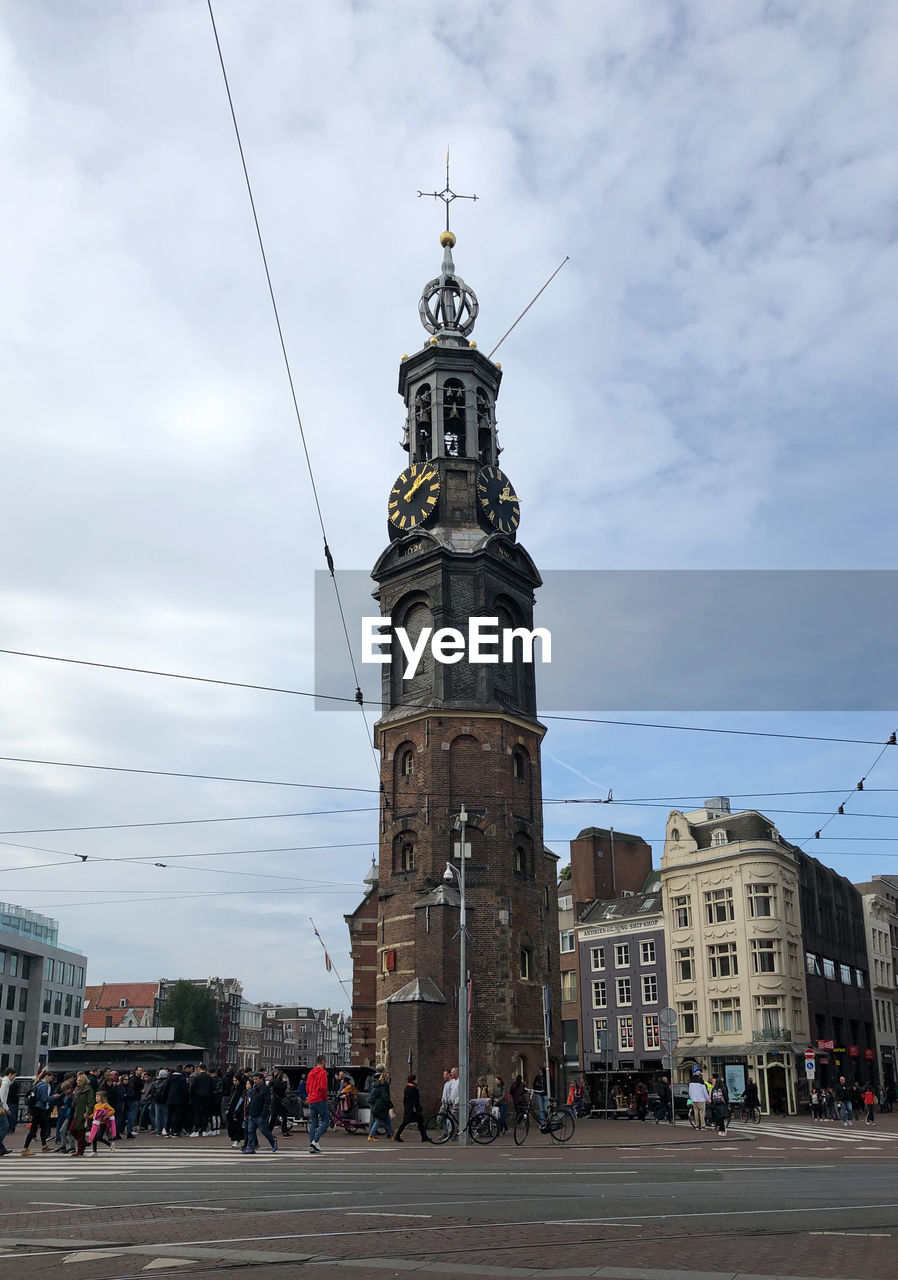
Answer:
[799,736,896,848]
[1,646,895,748]
[204,0,377,774]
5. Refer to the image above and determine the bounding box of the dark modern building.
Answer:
[0,903,86,1075]
[797,852,876,1086]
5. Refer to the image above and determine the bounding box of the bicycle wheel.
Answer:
[688,1106,697,1129]
[548,1110,575,1143]
[513,1110,530,1146]
[424,1111,455,1145]
[751,1107,761,1125]
[470,1112,499,1145]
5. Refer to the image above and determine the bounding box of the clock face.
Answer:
[477,466,519,534]
[388,464,440,530]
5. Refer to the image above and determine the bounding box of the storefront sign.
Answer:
[865,1048,875,1061]
[816,1039,834,1050]
[848,1045,859,1058]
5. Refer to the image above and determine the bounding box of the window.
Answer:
[120,998,129,1008]
[617,1016,634,1052]
[42,989,51,1014]
[64,993,73,1017]
[561,971,577,1002]
[678,1000,698,1035]
[590,947,605,971]
[40,1021,49,1045]
[560,930,575,953]
[520,947,532,981]
[783,887,795,923]
[18,988,27,1014]
[840,964,851,985]
[51,1022,60,1046]
[670,827,680,842]
[673,896,691,928]
[400,749,414,777]
[2,1019,10,1044]
[592,980,607,1008]
[74,996,81,1017]
[640,940,655,965]
[75,967,84,988]
[644,1014,661,1050]
[615,944,629,968]
[676,947,694,981]
[513,846,525,874]
[14,1020,25,1046]
[704,887,735,924]
[65,964,75,987]
[711,998,742,1033]
[8,955,18,978]
[616,977,631,1006]
[755,995,784,1034]
[806,951,821,976]
[642,974,658,1003]
[822,957,836,980]
[708,942,739,978]
[558,895,573,912]
[399,843,415,872]
[45,958,54,982]
[855,969,866,988]
[53,992,63,1016]
[747,884,774,918]
[751,939,779,974]
[592,1018,607,1053]
[711,829,728,847]
[5,987,13,1011]
[512,749,526,781]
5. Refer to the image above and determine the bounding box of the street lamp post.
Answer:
[444,804,469,1147]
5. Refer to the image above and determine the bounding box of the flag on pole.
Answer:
[325,952,332,973]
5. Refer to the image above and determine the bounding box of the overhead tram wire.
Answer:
[799,733,897,849]
[1,646,895,748]
[204,1,378,776]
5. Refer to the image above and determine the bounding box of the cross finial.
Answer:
[417,148,478,234]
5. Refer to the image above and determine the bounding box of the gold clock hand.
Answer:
[404,470,430,501]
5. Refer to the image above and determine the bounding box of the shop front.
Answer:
[676,1044,804,1115]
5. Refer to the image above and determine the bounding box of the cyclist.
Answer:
[743,1076,760,1118]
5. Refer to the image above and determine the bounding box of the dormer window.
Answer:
[711,829,727,847]
[670,827,680,842]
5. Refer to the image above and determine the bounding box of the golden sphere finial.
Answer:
[440,230,456,248]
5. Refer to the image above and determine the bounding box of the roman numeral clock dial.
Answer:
[477,466,520,534]
[388,463,440,530]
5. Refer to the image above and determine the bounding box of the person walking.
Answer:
[189,1064,213,1137]
[268,1067,291,1138]
[306,1055,330,1154]
[152,1069,171,1136]
[87,1091,117,1155]
[655,1076,672,1124]
[863,1085,876,1125]
[708,1074,729,1135]
[394,1073,427,1143]
[835,1076,853,1127]
[166,1066,189,1136]
[0,1068,15,1156]
[244,1073,278,1154]
[688,1074,710,1131]
[21,1070,54,1155]
[367,1071,394,1141]
[69,1073,95,1158]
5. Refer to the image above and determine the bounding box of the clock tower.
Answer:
[368,227,560,1107]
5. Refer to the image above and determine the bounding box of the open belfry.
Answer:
[348,187,561,1105]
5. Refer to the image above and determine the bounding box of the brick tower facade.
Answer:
[367,228,560,1109]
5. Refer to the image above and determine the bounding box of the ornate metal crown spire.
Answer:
[417,151,479,339]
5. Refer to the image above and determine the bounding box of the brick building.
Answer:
[349,229,561,1108]
[345,861,379,1065]
[83,982,158,1032]
[155,976,242,1070]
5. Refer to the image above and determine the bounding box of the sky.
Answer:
[0,1,896,1010]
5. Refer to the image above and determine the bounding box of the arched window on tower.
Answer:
[512,747,528,783]
[414,384,432,461]
[392,832,417,874]
[443,379,466,457]
[401,749,414,777]
[476,387,493,465]
[513,834,533,877]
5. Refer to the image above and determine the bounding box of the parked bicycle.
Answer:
[513,1088,575,1145]
[424,1102,500,1145]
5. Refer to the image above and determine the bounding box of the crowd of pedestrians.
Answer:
[812,1077,895,1126]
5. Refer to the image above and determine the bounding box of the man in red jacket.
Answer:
[306,1056,329,1154]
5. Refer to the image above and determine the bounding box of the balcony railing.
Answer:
[753,1025,791,1042]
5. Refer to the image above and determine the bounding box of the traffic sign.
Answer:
[804,1049,815,1061]
[660,1035,679,1056]
[805,1060,815,1076]
[659,1008,677,1032]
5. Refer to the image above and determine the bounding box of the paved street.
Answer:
[1,1117,897,1280]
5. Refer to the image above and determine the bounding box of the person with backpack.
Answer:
[21,1071,55,1155]
[708,1075,729,1135]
